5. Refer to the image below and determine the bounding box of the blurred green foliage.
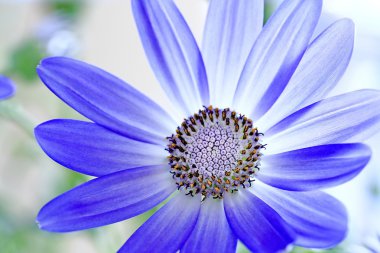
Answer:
[370,181,380,197]
[290,246,346,253]
[264,1,275,24]
[49,0,84,20]
[55,167,91,196]
[0,209,57,253]
[5,39,45,82]
[2,0,84,82]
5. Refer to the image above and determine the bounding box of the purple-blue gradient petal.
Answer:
[37,165,175,232]
[258,19,355,132]
[35,119,167,177]
[202,0,263,108]
[233,0,321,119]
[224,190,295,253]
[37,57,176,145]
[253,182,348,248]
[258,143,371,191]
[266,89,380,154]
[118,194,200,253]
[132,0,209,116]
[0,75,16,100]
[181,200,237,253]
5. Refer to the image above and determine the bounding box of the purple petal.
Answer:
[0,75,16,100]
[37,57,176,145]
[202,0,263,107]
[253,181,348,248]
[233,0,321,119]
[118,194,200,253]
[37,165,175,232]
[35,119,167,177]
[132,0,208,116]
[258,19,355,132]
[266,89,380,153]
[258,143,371,191]
[181,199,237,253]
[224,190,295,252]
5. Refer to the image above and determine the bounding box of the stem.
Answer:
[0,101,36,138]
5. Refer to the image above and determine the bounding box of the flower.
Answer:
[0,75,15,100]
[34,0,380,252]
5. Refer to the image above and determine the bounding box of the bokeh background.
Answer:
[0,0,380,252]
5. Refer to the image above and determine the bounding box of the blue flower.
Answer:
[0,75,15,100]
[35,0,380,252]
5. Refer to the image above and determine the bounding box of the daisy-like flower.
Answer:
[35,0,380,252]
[0,75,15,100]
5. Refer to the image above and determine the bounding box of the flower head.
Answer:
[35,0,380,252]
[0,75,15,100]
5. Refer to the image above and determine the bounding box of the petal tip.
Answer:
[359,143,372,166]
[34,121,49,143]
[0,75,16,99]
[37,57,74,75]
[334,18,355,36]
[36,207,50,231]
[34,120,61,154]
[35,216,44,230]
[37,57,55,70]
[35,211,61,233]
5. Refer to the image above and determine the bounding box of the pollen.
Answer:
[166,106,264,201]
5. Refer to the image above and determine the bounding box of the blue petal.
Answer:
[35,119,167,177]
[258,19,355,132]
[132,0,209,116]
[118,194,200,253]
[258,143,371,191]
[37,57,176,145]
[0,75,16,100]
[224,190,295,253]
[202,0,263,107]
[37,165,175,232]
[233,0,322,119]
[266,89,380,153]
[253,181,348,248]
[181,199,237,253]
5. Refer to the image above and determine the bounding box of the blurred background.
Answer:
[0,0,380,252]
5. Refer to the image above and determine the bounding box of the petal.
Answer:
[37,165,175,232]
[181,200,237,253]
[266,89,380,153]
[35,119,167,177]
[132,0,208,116]
[37,57,176,145]
[253,181,348,248]
[118,194,200,253]
[0,75,16,100]
[258,19,355,132]
[224,190,295,253]
[257,143,371,191]
[233,0,322,119]
[202,0,263,107]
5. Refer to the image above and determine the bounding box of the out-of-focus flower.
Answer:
[34,0,380,252]
[36,14,80,57]
[0,75,15,100]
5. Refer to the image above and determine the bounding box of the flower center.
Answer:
[167,106,264,201]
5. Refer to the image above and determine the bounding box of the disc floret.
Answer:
[166,106,264,200]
